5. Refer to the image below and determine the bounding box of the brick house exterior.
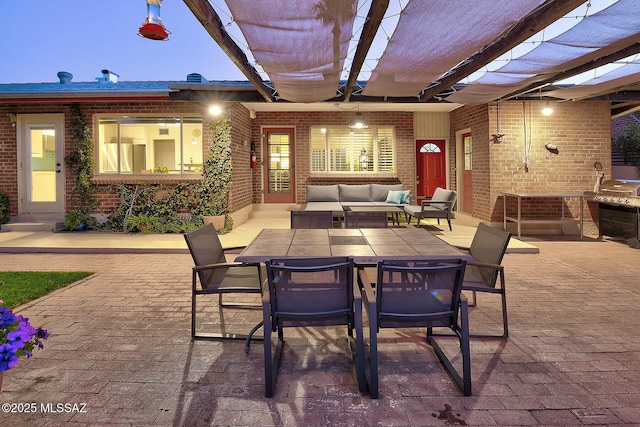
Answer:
[0,79,614,234]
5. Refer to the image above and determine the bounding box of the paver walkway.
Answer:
[0,237,639,426]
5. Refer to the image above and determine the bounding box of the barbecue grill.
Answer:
[586,179,640,248]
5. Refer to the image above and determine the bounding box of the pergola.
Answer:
[179,0,640,117]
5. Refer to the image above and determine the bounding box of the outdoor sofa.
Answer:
[304,184,410,216]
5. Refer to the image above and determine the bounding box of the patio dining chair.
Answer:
[290,210,334,229]
[263,257,366,398]
[462,222,511,338]
[344,211,389,228]
[358,258,471,398]
[184,223,264,352]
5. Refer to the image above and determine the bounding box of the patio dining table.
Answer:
[235,227,472,264]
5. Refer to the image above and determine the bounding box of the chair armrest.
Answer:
[222,245,247,254]
[466,260,504,271]
[192,261,260,273]
[410,195,431,203]
[420,199,454,210]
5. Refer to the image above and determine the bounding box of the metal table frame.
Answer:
[502,192,586,240]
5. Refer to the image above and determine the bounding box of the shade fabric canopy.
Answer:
[184,0,640,110]
[225,0,356,102]
[362,0,546,98]
[447,0,640,104]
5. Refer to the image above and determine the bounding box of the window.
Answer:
[97,115,203,174]
[310,126,395,173]
[463,133,472,170]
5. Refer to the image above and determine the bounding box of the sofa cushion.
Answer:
[371,184,403,202]
[431,187,456,210]
[339,184,372,202]
[306,185,339,202]
[385,190,405,204]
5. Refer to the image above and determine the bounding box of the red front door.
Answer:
[416,140,446,197]
[263,128,295,203]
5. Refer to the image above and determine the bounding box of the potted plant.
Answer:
[63,210,98,231]
[0,299,49,390]
[195,119,234,232]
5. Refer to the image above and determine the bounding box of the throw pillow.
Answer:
[385,190,404,204]
[401,190,411,204]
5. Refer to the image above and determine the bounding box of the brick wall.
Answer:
[451,100,611,225]
[0,101,256,216]
[249,111,414,203]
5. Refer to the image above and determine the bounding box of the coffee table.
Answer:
[344,206,403,226]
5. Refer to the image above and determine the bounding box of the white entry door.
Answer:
[18,114,66,216]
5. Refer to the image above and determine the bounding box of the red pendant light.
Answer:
[139,0,170,41]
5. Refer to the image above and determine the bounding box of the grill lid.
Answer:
[599,179,640,196]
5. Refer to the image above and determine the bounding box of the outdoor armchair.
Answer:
[263,257,366,398]
[358,258,471,398]
[403,187,457,231]
[184,223,264,352]
[462,222,511,337]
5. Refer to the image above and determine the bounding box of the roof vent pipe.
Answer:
[187,73,207,83]
[100,69,119,83]
[57,71,73,84]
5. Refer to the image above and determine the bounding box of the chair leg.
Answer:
[447,218,452,231]
[500,271,509,338]
[245,320,264,353]
[367,308,379,399]
[349,301,367,395]
[427,300,472,396]
[468,290,477,307]
[264,308,283,397]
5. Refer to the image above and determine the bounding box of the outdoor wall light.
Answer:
[139,0,170,41]
[7,113,16,127]
[349,111,369,129]
[209,105,223,116]
[541,101,553,116]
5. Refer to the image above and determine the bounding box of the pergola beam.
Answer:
[419,0,587,102]
[182,0,273,102]
[343,0,389,102]
[502,42,640,101]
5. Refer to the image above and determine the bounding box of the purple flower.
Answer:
[0,308,17,328]
[0,343,19,371]
[0,302,49,371]
[36,327,50,340]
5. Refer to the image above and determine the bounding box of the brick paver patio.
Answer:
[0,238,639,426]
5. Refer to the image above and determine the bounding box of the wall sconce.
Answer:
[249,110,256,119]
[359,148,369,170]
[7,113,16,127]
[209,105,223,116]
[544,143,559,154]
[349,109,369,129]
[138,0,170,41]
[490,133,505,143]
[541,101,553,116]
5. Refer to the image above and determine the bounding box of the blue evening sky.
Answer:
[0,1,246,84]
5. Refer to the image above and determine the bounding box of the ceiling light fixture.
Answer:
[349,109,368,129]
[541,101,553,116]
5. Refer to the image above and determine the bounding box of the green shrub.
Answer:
[0,190,10,224]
